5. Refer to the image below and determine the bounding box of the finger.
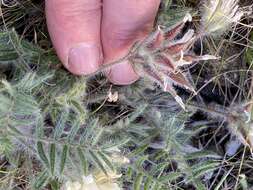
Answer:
[46,0,102,75]
[102,0,161,85]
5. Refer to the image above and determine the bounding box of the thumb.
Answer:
[46,0,103,75]
[102,0,161,84]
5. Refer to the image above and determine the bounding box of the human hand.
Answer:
[46,0,161,85]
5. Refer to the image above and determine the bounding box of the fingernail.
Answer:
[107,60,139,85]
[67,43,102,75]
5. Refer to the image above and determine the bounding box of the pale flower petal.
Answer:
[63,171,122,190]
[201,0,243,35]
[97,182,121,190]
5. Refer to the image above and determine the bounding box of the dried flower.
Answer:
[64,170,121,190]
[108,91,119,103]
[91,13,217,109]
[123,13,217,109]
[239,103,253,148]
[201,0,243,35]
[110,153,130,164]
[226,102,253,155]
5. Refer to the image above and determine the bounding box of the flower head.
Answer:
[201,0,243,35]
[64,170,121,190]
[125,13,217,109]
[231,102,253,150]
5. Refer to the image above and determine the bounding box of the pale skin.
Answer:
[46,0,161,85]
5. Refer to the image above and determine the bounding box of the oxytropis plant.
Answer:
[103,13,216,109]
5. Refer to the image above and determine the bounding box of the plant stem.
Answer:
[84,53,131,79]
[84,41,143,79]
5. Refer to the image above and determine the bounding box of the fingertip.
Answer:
[102,0,160,85]
[67,43,102,76]
[106,61,139,85]
[45,0,102,76]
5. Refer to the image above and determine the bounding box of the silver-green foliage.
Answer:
[0,28,223,190]
[0,30,129,189]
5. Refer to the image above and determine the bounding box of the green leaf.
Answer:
[49,143,56,175]
[186,150,221,160]
[159,172,182,182]
[135,156,148,169]
[91,127,104,146]
[35,117,45,138]
[193,180,206,190]
[127,167,133,180]
[67,119,81,143]
[127,104,148,124]
[79,118,99,144]
[239,174,248,190]
[60,145,69,174]
[89,150,108,175]
[77,148,88,176]
[102,137,130,151]
[144,177,153,190]
[98,151,115,172]
[191,161,220,178]
[37,141,49,169]
[33,170,50,190]
[128,144,149,157]
[54,110,69,140]
[0,136,13,154]
[151,182,161,190]
[50,179,60,190]
[134,174,143,190]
